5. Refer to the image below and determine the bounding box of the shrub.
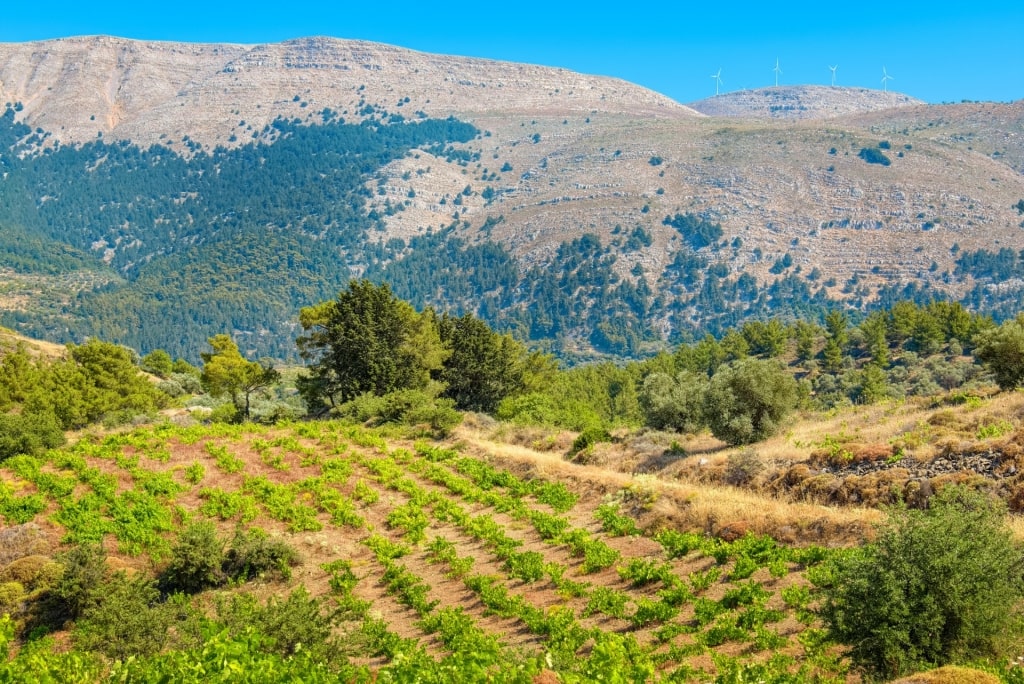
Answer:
[0,410,65,461]
[570,426,611,456]
[73,573,173,660]
[51,543,108,621]
[638,372,707,433]
[160,520,225,593]
[215,587,334,658]
[974,319,1024,390]
[858,147,891,166]
[223,527,300,581]
[704,359,797,445]
[819,487,1024,679]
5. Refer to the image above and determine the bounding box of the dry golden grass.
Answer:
[467,386,1024,544]
[454,425,881,545]
[0,326,66,359]
[891,666,1001,684]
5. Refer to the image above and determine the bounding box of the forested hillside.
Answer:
[4,98,1024,362]
[0,105,478,358]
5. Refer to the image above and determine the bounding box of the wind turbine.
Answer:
[881,66,894,92]
[711,68,723,96]
[773,58,782,87]
[829,64,838,87]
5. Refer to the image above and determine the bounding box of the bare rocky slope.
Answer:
[688,85,924,120]
[1,36,1023,353]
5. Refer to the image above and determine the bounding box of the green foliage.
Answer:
[160,520,226,593]
[51,543,108,622]
[0,410,64,461]
[704,358,798,444]
[639,370,708,432]
[214,586,335,658]
[140,349,173,378]
[200,334,280,420]
[0,114,476,361]
[858,146,892,166]
[435,312,531,413]
[73,573,173,660]
[570,426,612,455]
[222,527,301,582]
[297,280,447,410]
[820,487,1024,679]
[975,318,1024,390]
[663,213,724,251]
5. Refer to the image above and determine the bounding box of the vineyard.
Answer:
[0,420,855,682]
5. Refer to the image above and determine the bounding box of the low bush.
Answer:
[820,486,1024,679]
[160,520,225,594]
[223,527,300,581]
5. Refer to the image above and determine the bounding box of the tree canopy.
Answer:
[200,335,280,420]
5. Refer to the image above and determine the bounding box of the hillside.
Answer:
[1,37,1023,361]
[688,85,924,120]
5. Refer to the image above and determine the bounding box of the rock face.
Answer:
[0,35,696,150]
[689,85,924,120]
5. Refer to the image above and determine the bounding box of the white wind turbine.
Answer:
[773,58,782,87]
[829,64,838,87]
[711,68,723,96]
[881,66,894,92]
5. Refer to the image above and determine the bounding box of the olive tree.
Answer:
[974,318,1024,390]
[703,358,797,445]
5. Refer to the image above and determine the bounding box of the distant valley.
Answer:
[1,36,1022,361]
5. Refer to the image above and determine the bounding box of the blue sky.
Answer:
[2,1,1021,104]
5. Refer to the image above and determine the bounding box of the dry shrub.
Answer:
[927,410,962,428]
[0,523,52,566]
[0,555,62,591]
[724,449,764,486]
[891,664,1000,684]
[715,520,751,542]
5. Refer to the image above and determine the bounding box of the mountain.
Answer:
[688,85,924,120]
[1,36,1023,361]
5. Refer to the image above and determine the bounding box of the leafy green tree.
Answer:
[860,311,889,368]
[822,310,849,372]
[200,335,280,420]
[674,334,725,376]
[792,320,817,363]
[974,318,1024,390]
[720,329,750,362]
[820,487,1024,679]
[435,313,526,413]
[140,349,173,378]
[638,371,707,433]
[703,358,798,445]
[296,280,447,411]
[740,319,787,357]
[888,301,920,346]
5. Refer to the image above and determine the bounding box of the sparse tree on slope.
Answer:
[200,335,280,420]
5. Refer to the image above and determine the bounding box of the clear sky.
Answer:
[1,1,1021,105]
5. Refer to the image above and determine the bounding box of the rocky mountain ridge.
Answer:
[688,85,925,120]
[1,36,1023,359]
